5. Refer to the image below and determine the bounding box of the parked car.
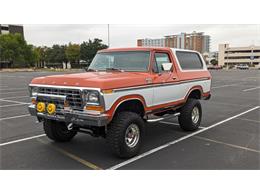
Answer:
[28,47,212,158]
[236,64,249,70]
[207,65,222,70]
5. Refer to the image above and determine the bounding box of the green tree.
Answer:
[80,38,108,65]
[0,33,35,67]
[45,45,67,67]
[65,43,80,64]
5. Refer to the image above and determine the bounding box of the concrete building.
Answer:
[137,31,210,54]
[137,38,165,47]
[218,44,260,67]
[0,24,24,38]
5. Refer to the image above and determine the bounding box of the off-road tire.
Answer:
[178,98,202,131]
[107,112,144,158]
[43,119,77,142]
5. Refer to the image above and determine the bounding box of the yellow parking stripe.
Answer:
[37,138,102,170]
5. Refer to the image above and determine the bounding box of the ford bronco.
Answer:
[28,47,211,158]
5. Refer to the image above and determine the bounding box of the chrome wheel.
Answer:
[125,123,140,148]
[191,106,200,124]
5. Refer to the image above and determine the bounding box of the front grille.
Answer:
[37,87,83,110]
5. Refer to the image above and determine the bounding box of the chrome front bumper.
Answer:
[28,104,109,127]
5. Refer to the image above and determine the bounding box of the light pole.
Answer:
[226,48,229,70]
[107,24,110,48]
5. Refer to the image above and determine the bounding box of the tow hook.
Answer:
[67,123,73,131]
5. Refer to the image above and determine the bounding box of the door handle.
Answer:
[172,77,177,80]
[145,78,152,84]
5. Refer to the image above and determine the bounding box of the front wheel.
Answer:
[178,98,202,131]
[43,120,77,142]
[107,112,144,158]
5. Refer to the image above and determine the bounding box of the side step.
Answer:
[146,112,180,123]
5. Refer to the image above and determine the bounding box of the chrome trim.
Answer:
[28,104,109,127]
[29,84,101,92]
[29,84,105,110]
[36,93,66,100]
[147,112,180,122]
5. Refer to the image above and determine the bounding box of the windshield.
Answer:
[88,51,150,72]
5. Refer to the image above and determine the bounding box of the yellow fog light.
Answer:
[37,102,46,112]
[47,103,56,115]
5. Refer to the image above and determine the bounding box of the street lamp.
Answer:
[107,24,110,48]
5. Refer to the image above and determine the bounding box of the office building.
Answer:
[218,44,260,67]
[0,24,24,38]
[137,31,210,53]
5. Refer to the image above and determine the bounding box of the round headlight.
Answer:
[88,92,99,103]
[30,86,38,96]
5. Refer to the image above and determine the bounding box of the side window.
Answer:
[176,51,203,70]
[154,53,171,73]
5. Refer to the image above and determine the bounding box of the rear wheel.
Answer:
[178,98,202,131]
[43,119,77,142]
[107,111,144,158]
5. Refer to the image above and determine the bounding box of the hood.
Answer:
[30,71,150,90]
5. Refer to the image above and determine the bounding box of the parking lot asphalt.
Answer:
[0,70,259,170]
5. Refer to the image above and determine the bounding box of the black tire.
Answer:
[107,111,144,158]
[178,98,202,131]
[43,120,77,142]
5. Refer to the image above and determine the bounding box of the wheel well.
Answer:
[188,89,201,99]
[114,99,145,117]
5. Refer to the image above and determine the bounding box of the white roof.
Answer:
[170,48,198,53]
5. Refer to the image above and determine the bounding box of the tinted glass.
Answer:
[89,51,150,72]
[154,53,171,72]
[176,51,203,70]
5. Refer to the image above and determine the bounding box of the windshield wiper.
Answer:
[105,67,123,72]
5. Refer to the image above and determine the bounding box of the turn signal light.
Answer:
[102,89,113,94]
[31,97,37,105]
[37,102,46,112]
[85,105,104,112]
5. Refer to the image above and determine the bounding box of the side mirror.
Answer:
[161,63,173,71]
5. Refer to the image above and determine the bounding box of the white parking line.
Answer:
[242,86,260,92]
[212,84,238,89]
[0,99,29,104]
[194,135,260,154]
[235,117,260,124]
[0,75,28,78]
[0,114,31,121]
[0,87,27,91]
[0,134,46,146]
[107,106,260,170]
[0,103,29,108]
[0,95,28,100]
[1,91,27,94]
[160,121,205,128]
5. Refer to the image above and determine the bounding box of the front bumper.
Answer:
[28,104,109,127]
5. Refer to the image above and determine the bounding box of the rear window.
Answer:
[176,51,203,70]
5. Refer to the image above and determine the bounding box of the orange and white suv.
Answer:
[28,47,212,158]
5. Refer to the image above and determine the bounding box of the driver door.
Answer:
[152,51,179,106]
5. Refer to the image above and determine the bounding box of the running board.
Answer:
[146,112,180,123]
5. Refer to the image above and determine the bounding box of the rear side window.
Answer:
[176,51,203,70]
